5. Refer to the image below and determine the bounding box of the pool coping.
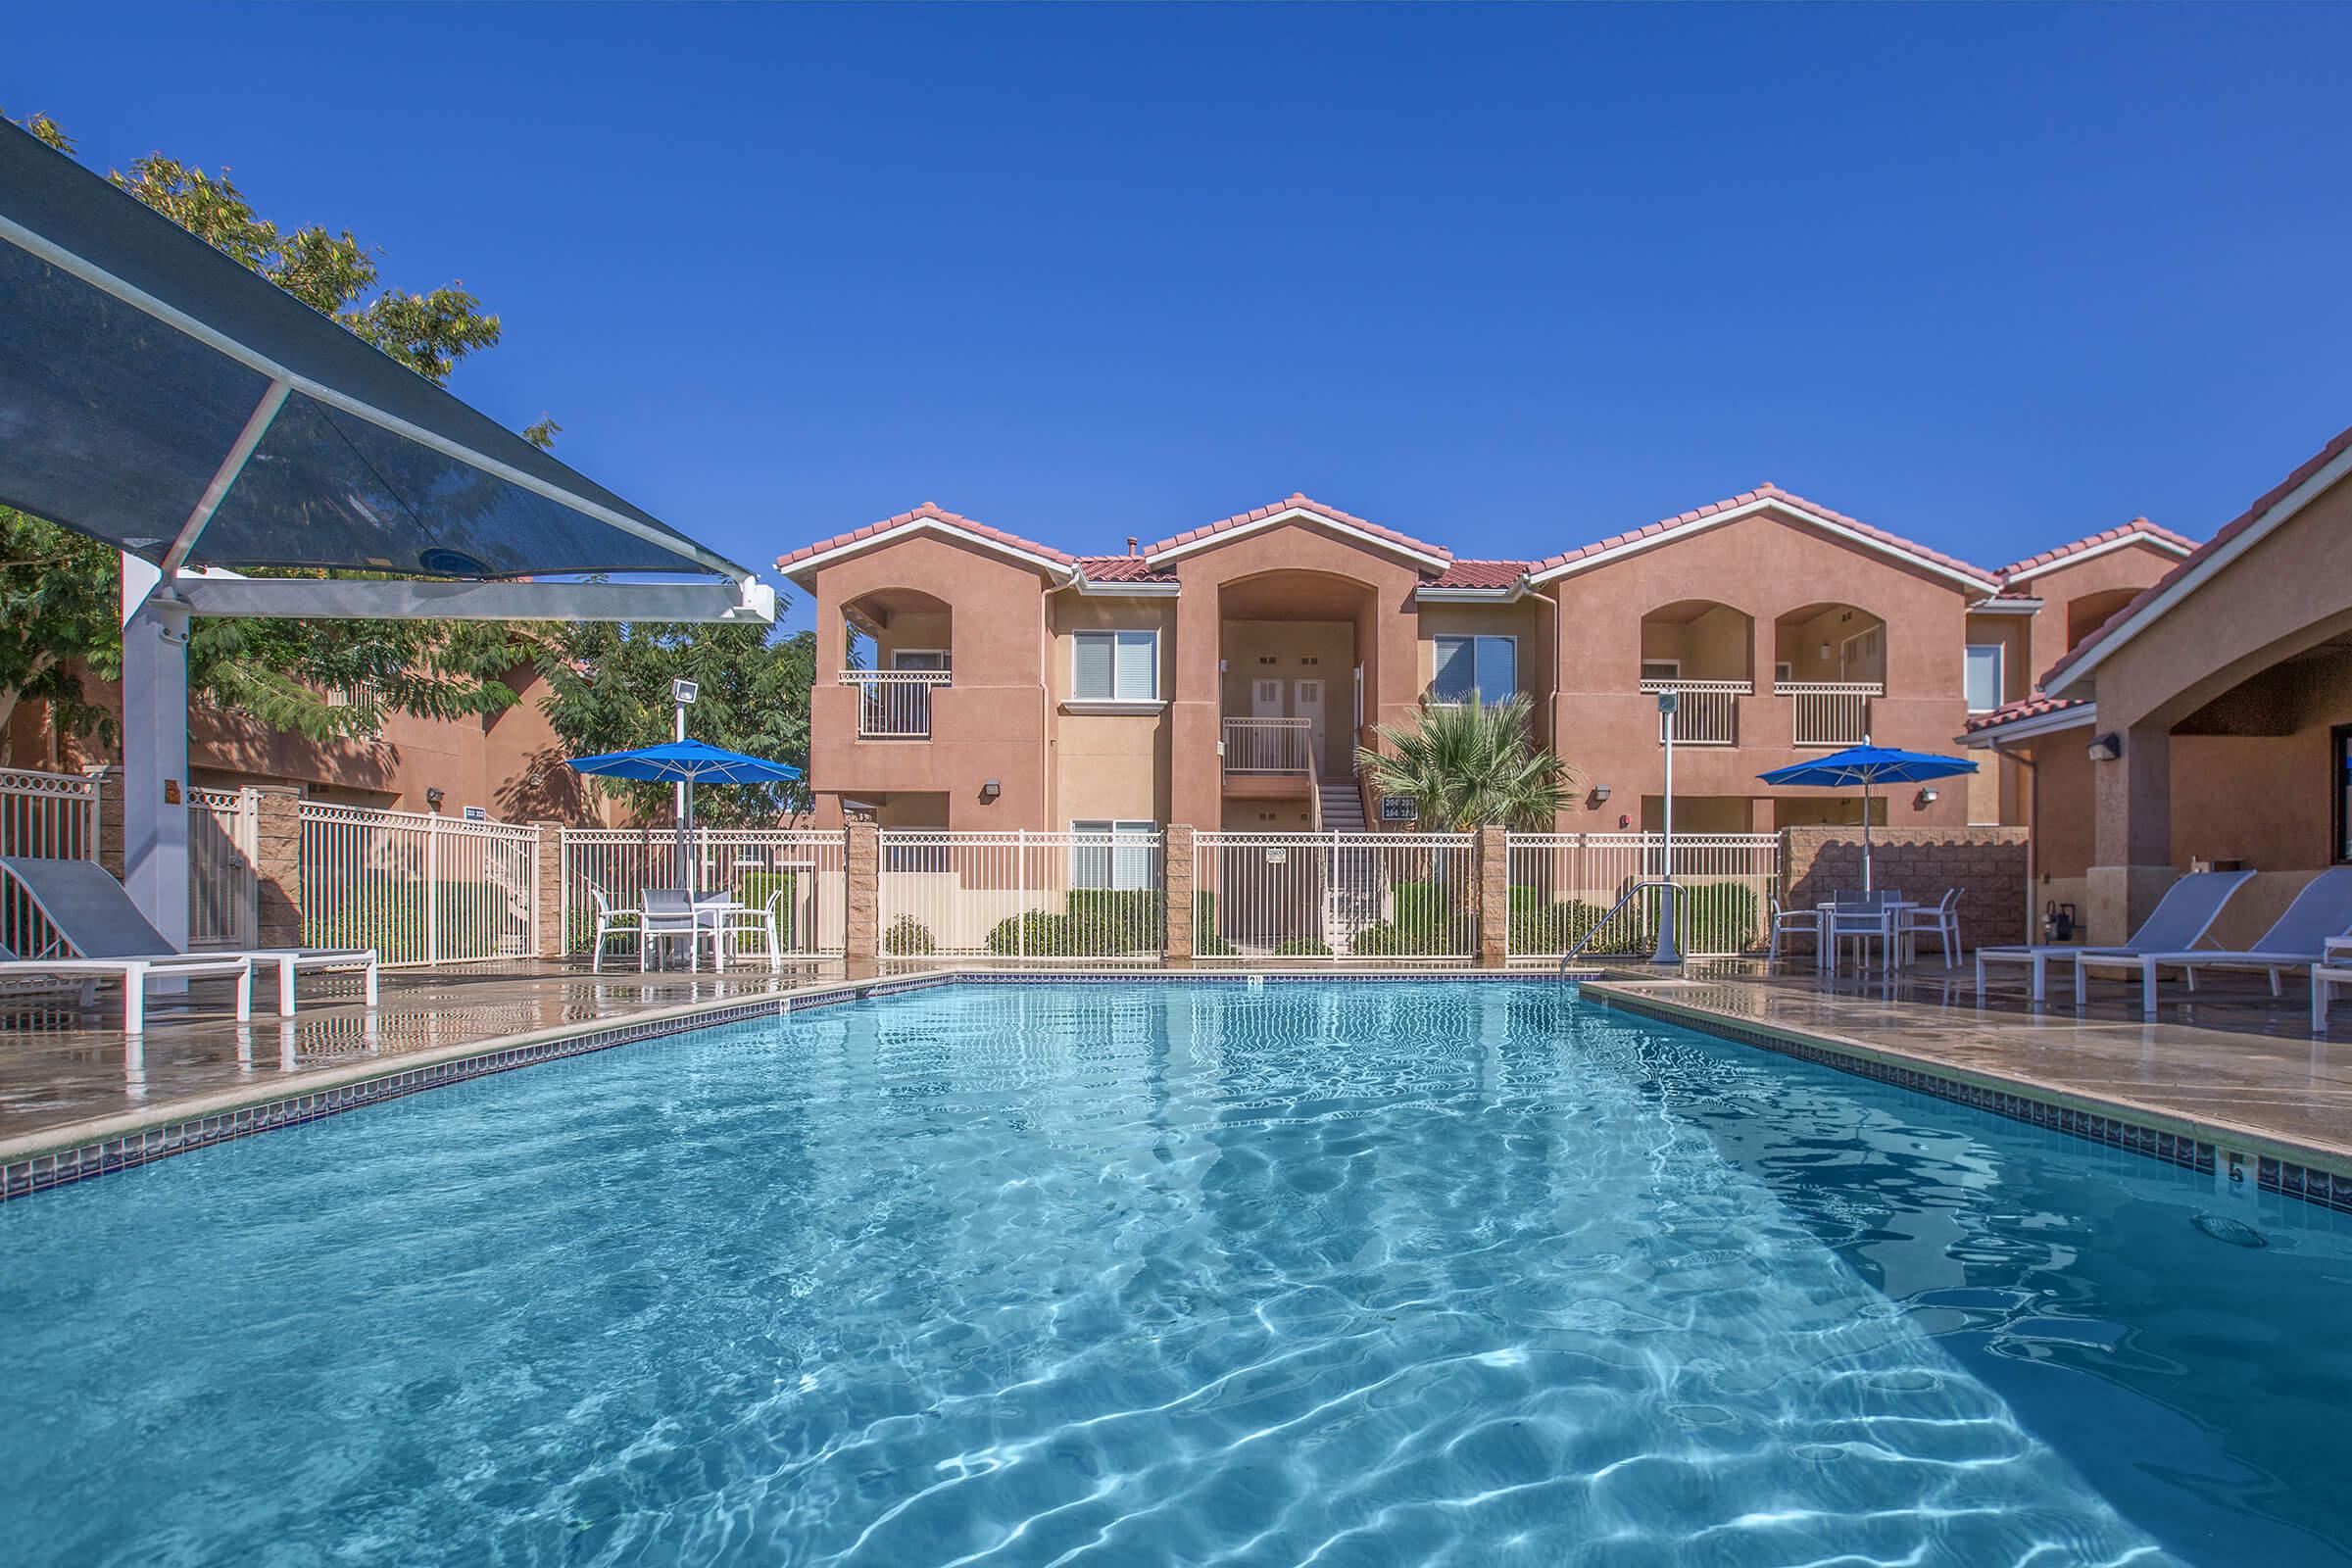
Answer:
[1580,980,2352,1215]
[5,966,2345,1215]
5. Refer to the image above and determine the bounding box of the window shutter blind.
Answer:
[1073,633,1113,700]
[1432,637,1470,700]
[1478,637,1516,699]
[1114,632,1156,700]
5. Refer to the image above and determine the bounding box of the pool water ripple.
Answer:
[2,983,2347,1565]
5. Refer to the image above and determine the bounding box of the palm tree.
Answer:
[1355,695,1576,831]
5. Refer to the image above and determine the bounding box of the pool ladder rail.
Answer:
[1558,878,1680,979]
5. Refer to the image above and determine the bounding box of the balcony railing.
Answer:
[1639,679,1750,746]
[1781,681,1881,748]
[1223,717,1313,776]
[841,669,951,738]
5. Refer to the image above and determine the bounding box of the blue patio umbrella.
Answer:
[566,740,804,893]
[1757,745,1978,892]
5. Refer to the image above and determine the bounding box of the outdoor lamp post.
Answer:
[1652,689,1682,966]
[672,678,699,889]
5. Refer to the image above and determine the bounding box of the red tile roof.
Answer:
[1994,517,2198,583]
[1963,693,2090,734]
[1425,559,1530,589]
[1530,483,2000,588]
[775,502,1073,575]
[1073,555,1177,583]
[1142,493,1451,565]
[2041,419,2352,693]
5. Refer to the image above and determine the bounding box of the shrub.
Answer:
[882,915,935,956]
[1352,910,1475,956]
[1273,936,1331,957]
[1508,899,1608,955]
[1065,888,1158,953]
[986,909,1077,956]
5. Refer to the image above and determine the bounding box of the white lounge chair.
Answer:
[1975,869,2253,1004]
[0,856,376,1018]
[2076,866,2352,1015]
[0,940,251,1034]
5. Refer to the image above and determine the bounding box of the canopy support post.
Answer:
[121,556,192,954]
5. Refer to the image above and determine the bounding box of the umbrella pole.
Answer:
[1862,777,1873,893]
[681,779,697,897]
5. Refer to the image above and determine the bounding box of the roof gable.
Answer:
[1142,494,1451,572]
[776,502,1073,583]
[1995,518,2197,585]
[1527,484,1999,592]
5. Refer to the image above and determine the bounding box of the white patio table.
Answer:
[1816,900,1917,977]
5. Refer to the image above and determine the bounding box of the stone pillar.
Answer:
[82,763,124,879]
[845,818,880,980]
[1163,823,1196,968]
[1477,824,1509,969]
[250,785,304,948]
[533,822,565,959]
[2087,722,2175,947]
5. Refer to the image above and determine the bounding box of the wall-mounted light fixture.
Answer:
[2086,732,2123,762]
[979,779,1002,802]
[1818,642,1832,662]
[1914,787,1939,808]
[424,786,445,810]
[1591,784,1612,804]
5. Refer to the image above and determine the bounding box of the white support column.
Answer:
[121,554,192,950]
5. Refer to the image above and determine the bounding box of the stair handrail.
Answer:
[1559,877,1677,974]
[1306,726,1322,832]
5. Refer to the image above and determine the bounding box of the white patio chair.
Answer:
[705,887,790,972]
[1975,869,2252,1004]
[586,882,642,975]
[0,856,373,1019]
[0,939,252,1034]
[1764,894,1816,971]
[1899,889,1963,968]
[639,888,699,972]
[2080,866,2352,1015]
[1828,895,1896,978]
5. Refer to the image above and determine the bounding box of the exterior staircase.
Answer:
[1317,779,1379,952]
[1317,782,1366,832]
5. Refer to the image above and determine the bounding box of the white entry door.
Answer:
[1295,678,1326,764]
[1251,678,1284,716]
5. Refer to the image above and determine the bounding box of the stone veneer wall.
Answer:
[1781,825,2031,952]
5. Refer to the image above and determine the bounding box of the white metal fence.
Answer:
[1784,682,1880,748]
[877,828,1162,968]
[1504,832,1779,959]
[1221,717,1314,775]
[188,787,258,949]
[0,766,98,861]
[301,802,538,966]
[842,670,949,738]
[1193,831,1479,963]
[1642,679,1748,745]
[562,827,848,962]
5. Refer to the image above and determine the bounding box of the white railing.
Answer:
[1222,717,1313,775]
[0,765,99,861]
[877,829,1163,968]
[1782,681,1881,748]
[841,670,950,738]
[1504,832,1778,959]
[562,826,848,963]
[188,787,258,950]
[1192,832,1478,963]
[300,803,538,966]
[1640,679,1750,746]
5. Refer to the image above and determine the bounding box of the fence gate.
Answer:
[875,829,1163,968]
[301,803,538,966]
[1502,832,1779,960]
[188,787,258,949]
[1190,832,1479,964]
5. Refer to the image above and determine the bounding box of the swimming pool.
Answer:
[2,981,2346,1565]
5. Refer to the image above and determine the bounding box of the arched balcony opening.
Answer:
[841,587,953,739]
[1638,599,1754,745]
[1775,602,1886,748]
[1217,569,1377,800]
[2064,587,2140,656]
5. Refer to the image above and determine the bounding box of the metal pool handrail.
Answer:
[1559,877,1677,975]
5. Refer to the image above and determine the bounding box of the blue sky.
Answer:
[12,4,2352,630]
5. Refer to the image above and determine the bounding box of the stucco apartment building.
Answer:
[779,488,2192,842]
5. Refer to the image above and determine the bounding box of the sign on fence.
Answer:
[1378,796,1418,822]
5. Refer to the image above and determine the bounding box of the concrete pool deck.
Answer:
[2,958,2347,1203]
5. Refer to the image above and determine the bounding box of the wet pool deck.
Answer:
[2,956,2347,1186]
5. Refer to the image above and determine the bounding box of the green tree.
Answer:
[538,621,815,826]
[1355,695,1577,831]
[0,109,559,755]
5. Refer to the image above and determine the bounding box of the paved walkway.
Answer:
[0,960,819,1152]
[1586,959,2352,1167]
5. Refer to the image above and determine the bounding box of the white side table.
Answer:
[2314,938,2352,1036]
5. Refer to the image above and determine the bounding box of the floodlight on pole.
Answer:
[1651,689,1683,966]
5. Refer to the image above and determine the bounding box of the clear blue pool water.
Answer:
[3,982,2349,1566]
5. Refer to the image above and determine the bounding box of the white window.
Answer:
[1432,635,1517,703]
[1071,819,1157,890]
[1072,630,1158,702]
[892,648,950,672]
[1639,659,1681,683]
[1964,644,2003,713]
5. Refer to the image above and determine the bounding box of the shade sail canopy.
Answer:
[1756,746,1979,790]
[566,740,803,785]
[0,121,749,583]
